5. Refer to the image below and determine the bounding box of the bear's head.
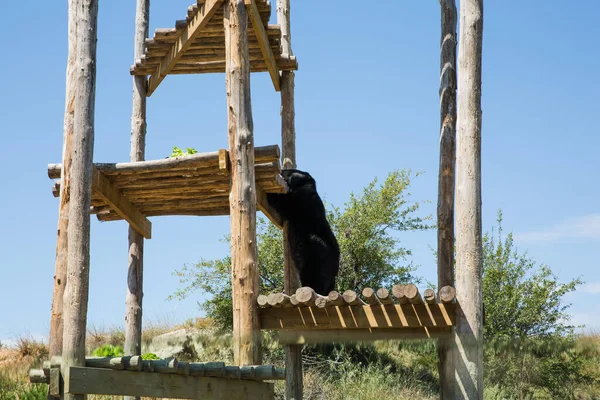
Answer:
[281,169,316,192]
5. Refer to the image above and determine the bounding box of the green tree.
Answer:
[482,210,586,399]
[170,170,433,330]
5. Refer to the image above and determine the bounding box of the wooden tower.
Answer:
[32,0,484,399]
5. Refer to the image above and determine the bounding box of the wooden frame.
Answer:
[147,0,225,96]
[244,0,280,90]
[259,303,455,330]
[63,367,275,399]
[278,327,453,345]
[91,166,152,239]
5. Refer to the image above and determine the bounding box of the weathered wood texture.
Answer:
[245,0,280,90]
[437,3,458,398]
[125,7,150,394]
[147,0,224,95]
[279,327,453,345]
[129,0,298,80]
[48,146,286,221]
[64,367,275,399]
[225,0,261,366]
[277,0,300,390]
[259,302,455,330]
[61,1,98,400]
[454,0,484,398]
[49,0,78,363]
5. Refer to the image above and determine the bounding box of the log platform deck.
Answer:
[130,0,298,95]
[30,356,284,399]
[47,145,287,239]
[258,285,457,344]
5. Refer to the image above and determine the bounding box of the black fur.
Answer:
[267,169,340,295]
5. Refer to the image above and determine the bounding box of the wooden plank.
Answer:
[91,166,152,239]
[49,367,61,396]
[244,0,280,91]
[278,327,453,345]
[64,367,274,399]
[61,1,98,400]
[259,303,456,330]
[455,0,484,398]
[256,185,283,229]
[226,0,261,366]
[146,0,224,96]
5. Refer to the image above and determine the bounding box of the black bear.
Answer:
[267,169,340,295]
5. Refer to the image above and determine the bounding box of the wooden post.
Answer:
[61,0,98,399]
[454,0,484,398]
[49,0,78,365]
[124,2,149,400]
[224,0,261,366]
[437,0,457,398]
[277,0,302,398]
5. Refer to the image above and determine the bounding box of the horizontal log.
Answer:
[64,367,275,398]
[29,369,49,384]
[327,291,349,306]
[131,57,298,76]
[439,285,456,303]
[97,207,232,221]
[404,284,423,304]
[48,146,280,179]
[259,303,456,330]
[85,356,125,370]
[267,292,293,308]
[278,327,453,345]
[153,24,280,43]
[391,284,409,304]
[362,288,381,305]
[342,290,366,306]
[376,288,395,305]
[424,288,436,304]
[257,294,270,308]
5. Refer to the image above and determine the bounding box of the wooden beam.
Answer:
[62,1,98,399]
[125,4,150,400]
[278,327,453,345]
[256,185,283,229]
[91,166,152,239]
[225,0,261,366]
[244,0,280,91]
[438,1,458,398]
[454,0,484,398]
[63,367,275,399]
[259,303,455,330]
[146,0,224,96]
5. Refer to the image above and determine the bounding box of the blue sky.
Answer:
[0,0,598,344]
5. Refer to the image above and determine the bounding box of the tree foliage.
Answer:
[170,170,433,330]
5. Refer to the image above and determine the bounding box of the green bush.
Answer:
[141,352,160,360]
[91,344,124,358]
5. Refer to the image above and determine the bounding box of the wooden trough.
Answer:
[258,284,457,344]
[30,356,284,399]
[47,145,288,239]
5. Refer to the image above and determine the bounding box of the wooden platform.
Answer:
[31,356,283,399]
[47,145,287,239]
[258,285,457,344]
[130,0,298,95]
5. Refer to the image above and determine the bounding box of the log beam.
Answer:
[146,0,224,96]
[279,327,453,345]
[90,166,152,239]
[244,0,280,91]
[256,185,283,228]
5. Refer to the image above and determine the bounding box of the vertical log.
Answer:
[124,2,149,400]
[277,0,302,398]
[437,0,457,398]
[454,0,484,398]
[224,0,261,366]
[61,0,98,399]
[49,0,78,365]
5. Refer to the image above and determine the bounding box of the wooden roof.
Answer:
[130,0,298,95]
[48,145,287,239]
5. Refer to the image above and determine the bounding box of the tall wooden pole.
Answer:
[61,0,98,399]
[49,0,78,364]
[437,0,457,398]
[277,0,302,399]
[124,2,149,400]
[225,0,261,366]
[454,0,484,398]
